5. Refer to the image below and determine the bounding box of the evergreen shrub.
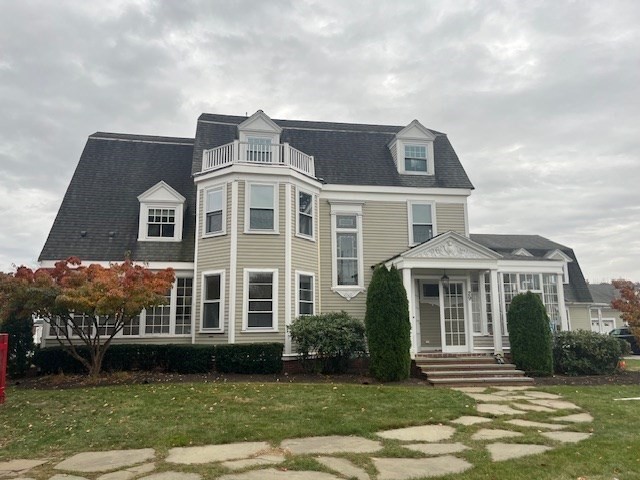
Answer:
[288,311,366,373]
[507,291,553,376]
[365,266,411,381]
[553,330,624,375]
[215,343,283,374]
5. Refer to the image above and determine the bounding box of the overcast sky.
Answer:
[1,0,638,282]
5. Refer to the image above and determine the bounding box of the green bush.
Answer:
[215,343,283,374]
[365,266,411,381]
[507,292,553,376]
[0,314,35,378]
[34,344,215,374]
[553,330,624,375]
[288,311,366,373]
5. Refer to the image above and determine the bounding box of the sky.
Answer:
[0,0,638,282]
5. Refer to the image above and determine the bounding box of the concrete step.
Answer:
[429,376,535,387]
[417,363,516,371]
[424,369,526,378]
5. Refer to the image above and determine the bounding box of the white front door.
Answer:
[440,281,469,353]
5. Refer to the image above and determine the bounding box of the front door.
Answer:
[440,281,468,353]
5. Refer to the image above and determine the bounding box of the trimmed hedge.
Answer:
[33,343,285,375]
[507,291,553,376]
[215,343,283,374]
[553,330,624,375]
[288,311,367,374]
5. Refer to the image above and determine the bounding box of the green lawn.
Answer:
[624,357,640,371]
[2,381,640,479]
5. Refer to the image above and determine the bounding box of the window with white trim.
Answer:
[297,190,314,238]
[175,277,192,334]
[404,145,428,172]
[205,187,225,236]
[247,183,277,232]
[123,315,140,336]
[147,208,176,238]
[245,269,277,330]
[409,202,434,245]
[297,273,314,316]
[336,215,359,286]
[202,272,223,331]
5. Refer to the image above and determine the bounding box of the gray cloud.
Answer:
[0,0,638,281]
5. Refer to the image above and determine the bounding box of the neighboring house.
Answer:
[39,110,592,357]
[567,283,622,334]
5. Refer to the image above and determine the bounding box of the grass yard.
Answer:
[624,357,640,371]
[2,381,640,479]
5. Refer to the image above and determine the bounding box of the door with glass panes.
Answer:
[440,281,469,353]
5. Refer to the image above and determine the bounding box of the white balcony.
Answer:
[202,141,315,177]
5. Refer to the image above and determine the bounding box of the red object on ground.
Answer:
[0,333,7,404]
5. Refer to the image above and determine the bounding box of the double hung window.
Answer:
[409,203,434,245]
[297,273,314,316]
[147,208,175,238]
[205,187,224,235]
[336,215,359,286]
[245,270,277,330]
[248,184,277,232]
[202,272,223,331]
[247,137,272,162]
[404,145,428,172]
[297,190,313,238]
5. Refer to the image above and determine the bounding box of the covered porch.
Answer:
[385,232,568,358]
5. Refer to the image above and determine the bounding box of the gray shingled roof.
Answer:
[39,133,195,263]
[470,234,593,303]
[588,283,620,304]
[194,114,474,189]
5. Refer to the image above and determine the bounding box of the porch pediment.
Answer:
[403,231,502,260]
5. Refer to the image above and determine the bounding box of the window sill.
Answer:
[243,230,280,235]
[199,328,224,334]
[331,286,365,301]
[202,231,226,239]
[399,170,433,176]
[138,237,182,242]
[295,233,315,242]
[241,327,279,333]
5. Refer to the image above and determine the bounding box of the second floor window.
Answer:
[147,208,175,238]
[405,145,427,172]
[298,190,313,238]
[248,184,276,231]
[410,203,434,244]
[205,187,224,235]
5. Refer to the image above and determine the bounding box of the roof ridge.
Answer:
[90,132,195,145]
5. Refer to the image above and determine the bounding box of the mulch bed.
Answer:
[10,369,640,390]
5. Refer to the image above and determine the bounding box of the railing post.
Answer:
[0,333,8,404]
[233,140,240,162]
[283,143,290,166]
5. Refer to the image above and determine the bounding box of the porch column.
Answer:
[557,273,569,331]
[490,269,503,354]
[402,268,418,356]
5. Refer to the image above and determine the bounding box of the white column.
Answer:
[490,269,503,354]
[284,183,292,354]
[557,273,569,331]
[403,268,417,357]
[228,181,238,344]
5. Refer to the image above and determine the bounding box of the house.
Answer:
[568,283,622,334]
[39,110,593,358]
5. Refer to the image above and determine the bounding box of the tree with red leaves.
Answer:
[611,279,640,343]
[0,258,174,377]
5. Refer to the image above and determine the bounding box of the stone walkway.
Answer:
[0,387,593,480]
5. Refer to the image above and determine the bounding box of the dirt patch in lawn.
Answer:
[11,370,640,390]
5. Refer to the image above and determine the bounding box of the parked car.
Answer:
[609,328,640,354]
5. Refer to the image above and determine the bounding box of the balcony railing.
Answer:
[202,141,315,177]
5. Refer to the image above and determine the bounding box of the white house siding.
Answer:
[435,203,466,235]
[194,184,231,344]
[234,181,286,344]
[318,199,408,320]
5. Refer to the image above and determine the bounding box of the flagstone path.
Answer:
[0,386,594,480]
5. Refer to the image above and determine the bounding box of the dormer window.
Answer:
[137,181,185,242]
[389,119,436,176]
[405,145,428,172]
[247,137,272,162]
